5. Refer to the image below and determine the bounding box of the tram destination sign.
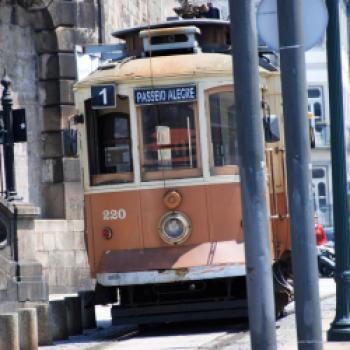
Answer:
[134,85,197,106]
[91,84,116,109]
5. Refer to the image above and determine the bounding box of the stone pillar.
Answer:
[26,302,52,346]
[79,291,96,329]
[18,308,38,350]
[32,0,99,219]
[0,200,48,303]
[49,300,68,340]
[13,202,48,302]
[65,296,83,336]
[0,313,19,350]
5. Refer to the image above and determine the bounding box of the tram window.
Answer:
[139,102,201,181]
[207,89,239,175]
[98,114,132,173]
[85,97,133,186]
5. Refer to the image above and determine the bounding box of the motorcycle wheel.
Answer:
[319,263,334,278]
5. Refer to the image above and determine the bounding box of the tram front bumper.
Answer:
[96,240,246,286]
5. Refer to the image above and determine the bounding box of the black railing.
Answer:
[0,71,21,201]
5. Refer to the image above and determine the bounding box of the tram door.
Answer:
[312,166,330,226]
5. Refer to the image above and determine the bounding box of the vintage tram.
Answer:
[73,18,292,324]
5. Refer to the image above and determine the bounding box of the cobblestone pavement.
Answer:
[208,278,340,350]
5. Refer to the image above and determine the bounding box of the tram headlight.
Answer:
[158,212,191,245]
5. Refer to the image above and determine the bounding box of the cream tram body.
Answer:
[74,48,291,319]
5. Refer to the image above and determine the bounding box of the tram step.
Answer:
[112,299,247,325]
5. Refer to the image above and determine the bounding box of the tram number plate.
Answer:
[103,209,126,221]
[91,85,116,109]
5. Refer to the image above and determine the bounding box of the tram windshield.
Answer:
[139,102,201,181]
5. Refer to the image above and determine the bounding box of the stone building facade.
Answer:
[0,0,178,293]
[0,0,177,219]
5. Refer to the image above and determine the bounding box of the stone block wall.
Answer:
[0,5,41,206]
[102,0,178,42]
[34,0,99,220]
[34,219,92,294]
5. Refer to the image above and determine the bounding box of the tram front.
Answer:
[74,20,291,324]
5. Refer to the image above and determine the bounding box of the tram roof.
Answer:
[75,53,235,88]
[74,52,275,89]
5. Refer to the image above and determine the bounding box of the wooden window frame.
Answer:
[85,98,134,186]
[205,85,239,176]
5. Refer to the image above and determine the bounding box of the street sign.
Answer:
[91,84,116,109]
[257,0,328,52]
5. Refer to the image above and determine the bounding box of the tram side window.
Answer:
[139,102,201,181]
[86,98,133,186]
[208,89,239,175]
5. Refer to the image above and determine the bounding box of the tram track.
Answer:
[81,327,140,350]
[92,319,249,350]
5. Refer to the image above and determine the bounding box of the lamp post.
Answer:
[276,1,323,349]
[229,1,277,348]
[325,0,350,341]
[1,71,19,201]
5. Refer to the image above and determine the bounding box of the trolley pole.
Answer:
[229,1,277,349]
[276,1,323,349]
[1,71,19,201]
[325,0,350,341]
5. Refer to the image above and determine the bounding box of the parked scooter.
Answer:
[315,223,335,277]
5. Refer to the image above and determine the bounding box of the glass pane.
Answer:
[113,118,129,139]
[141,103,197,174]
[314,102,322,117]
[312,168,325,178]
[308,88,321,98]
[98,113,133,174]
[318,182,326,196]
[319,197,327,211]
[209,91,238,168]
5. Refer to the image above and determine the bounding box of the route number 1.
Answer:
[91,84,116,109]
[99,88,108,105]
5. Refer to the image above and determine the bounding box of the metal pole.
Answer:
[1,71,19,201]
[325,0,350,341]
[229,1,277,349]
[276,1,323,349]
